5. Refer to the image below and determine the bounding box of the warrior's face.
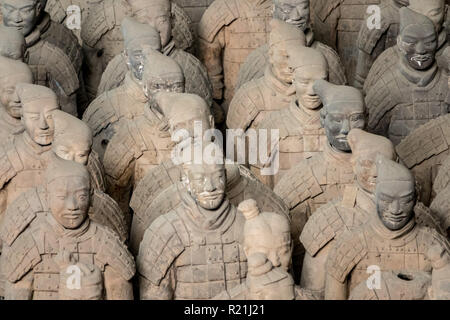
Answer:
[409,0,445,33]
[294,66,326,110]
[0,74,32,119]
[143,75,184,99]
[22,100,57,146]
[48,176,90,229]
[376,180,415,231]
[398,23,437,71]
[1,0,41,37]
[133,5,171,48]
[352,155,377,194]
[321,103,365,152]
[273,0,310,32]
[53,136,91,165]
[269,44,294,85]
[183,163,226,210]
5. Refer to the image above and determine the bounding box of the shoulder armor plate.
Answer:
[0,188,44,247]
[87,150,106,192]
[198,0,239,43]
[235,44,269,90]
[93,224,135,280]
[97,53,128,95]
[137,212,186,285]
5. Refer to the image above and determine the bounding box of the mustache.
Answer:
[410,54,433,66]
[198,191,225,198]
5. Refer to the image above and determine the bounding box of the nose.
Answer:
[11,90,20,103]
[306,83,315,95]
[340,119,350,135]
[204,177,216,192]
[390,200,400,214]
[11,10,23,23]
[290,7,301,20]
[269,252,281,267]
[65,196,78,211]
[415,41,426,54]
[38,115,49,130]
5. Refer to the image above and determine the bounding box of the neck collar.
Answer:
[289,99,321,125]
[47,212,91,239]
[324,141,352,165]
[25,13,51,48]
[371,212,416,241]
[178,183,234,231]
[162,40,176,56]
[124,72,148,103]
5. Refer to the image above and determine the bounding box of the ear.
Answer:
[35,1,42,16]
[208,114,214,129]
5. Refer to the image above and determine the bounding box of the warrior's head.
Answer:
[315,80,365,152]
[273,0,310,32]
[16,83,59,146]
[128,0,172,48]
[0,56,33,119]
[375,156,416,231]
[348,129,396,194]
[45,157,91,230]
[155,92,213,140]
[52,110,93,166]
[268,19,306,85]
[240,199,292,272]
[181,140,226,211]
[1,0,46,37]
[408,0,446,33]
[122,17,162,81]
[141,49,184,100]
[397,7,437,71]
[290,46,328,111]
[0,25,26,60]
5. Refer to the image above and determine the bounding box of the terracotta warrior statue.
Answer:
[44,0,103,42]
[0,1,80,116]
[273,79,365,281]
[0,83,58,215]
[324,156,450,300]
[81,0,194,101]
[227,19,305,132]
[0,25,26,60]
[0,56,33,141]
[96,16,212,108]
[83,48,184,162]
[395,114,450,207]
[251,46,328,188]
[1,158,135,300]
[365,7,449,146]
[198,0,273,111]
[236,0,346,90]
[137,146,248,300]
[299,129,396,299]
[214,199,295,300]
[355,0,448,89]
[310,0,382,83]
[129,92,289,254]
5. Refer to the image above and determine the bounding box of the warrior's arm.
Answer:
[139,268,175,300]
[324,273,348,300]
[198,29,226,100]
[103,266,133,300]
[4,271,33,300]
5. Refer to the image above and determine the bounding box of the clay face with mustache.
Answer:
[182,163,226,210]
[273,0,310,32]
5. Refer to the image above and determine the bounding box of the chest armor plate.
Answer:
[309,161,355,213]
[348,230,432,291]
[174,222,247,300]
[31,230,98,300]
[389,77,448,146]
